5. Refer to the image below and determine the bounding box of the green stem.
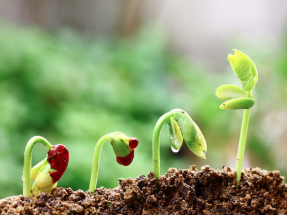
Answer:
[152,111,174,178]
[89,134,112,194]
[235,91,252,183]
[23,136,53,197]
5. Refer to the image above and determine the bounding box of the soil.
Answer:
[1,165,286,214]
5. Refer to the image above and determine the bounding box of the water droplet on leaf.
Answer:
[171,145,180,153]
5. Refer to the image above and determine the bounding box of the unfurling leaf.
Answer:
[228,49,258,91]
[167,117,183,151]
[220,98,255,110]
[31,158,48,181]
[216,84,248,100]
[30,144,69,196]
[187,124,206,159]
[171,109,207,159]
[109,132,138,166]
[216,50,258,184]
[89,132,139,193]
[152,109,207,178]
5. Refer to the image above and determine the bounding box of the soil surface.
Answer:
[1,165,286,214]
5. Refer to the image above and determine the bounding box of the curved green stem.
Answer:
[23,136,53,197]
[89,134,112,194]
[152,111,174,178]
[235,91,252,183]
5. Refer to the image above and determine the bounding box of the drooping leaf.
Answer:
[32,164,57,196]
[228,49,258,91]
[216,84,248,100]
[171,109,207,159]
[110,132,132,158]
[34,164,54,189]
[167,117,183,151]
[31,158,49,181]
[220,98,255,110]
[186,124,207,159]
[109,132,138,166]
[172,109,197,144]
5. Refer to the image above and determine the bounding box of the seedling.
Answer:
[152,109,207,178]
[89,132,138,194]
[23,136,69,197]
[216,49,258,183]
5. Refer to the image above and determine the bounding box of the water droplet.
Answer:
[171,145,179,153]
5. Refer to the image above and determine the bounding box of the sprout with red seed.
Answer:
[89,132,138,194]
[23,136,69,197]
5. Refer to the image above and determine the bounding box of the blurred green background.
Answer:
[0,1,287,199]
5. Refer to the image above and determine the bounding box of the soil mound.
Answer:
[1,165,286,214]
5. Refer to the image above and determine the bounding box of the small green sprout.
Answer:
[216,49,258,183]
[152,109,207,178]
[23,136,69,197]
[89,132,138,194]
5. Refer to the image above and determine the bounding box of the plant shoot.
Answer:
[23,136,69,197]
[89,132,138,194]
[152,109,207,178]
[216,49,258,183]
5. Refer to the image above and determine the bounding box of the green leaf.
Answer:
[220,98,255,110]
[186,124,206,159]
[228,49,258,91]
[33,164,54,189]
[171,109,207,159]
[216,84,248,100]
[167,117,183,151]
[109,132,131,157]
[172,109,197,144]
[31,158,49,181]
[32,164,57,196]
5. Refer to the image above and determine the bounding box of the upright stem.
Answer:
[89,134,112,194]
[23,136,53,197]
[235,91,252,183]
[152,111,174,178]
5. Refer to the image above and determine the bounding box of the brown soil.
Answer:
[1,165,286,214]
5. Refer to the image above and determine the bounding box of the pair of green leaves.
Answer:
[216,50,258,109]
[166,109,207,159]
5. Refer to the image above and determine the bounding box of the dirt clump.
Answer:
[1,165,286,214]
